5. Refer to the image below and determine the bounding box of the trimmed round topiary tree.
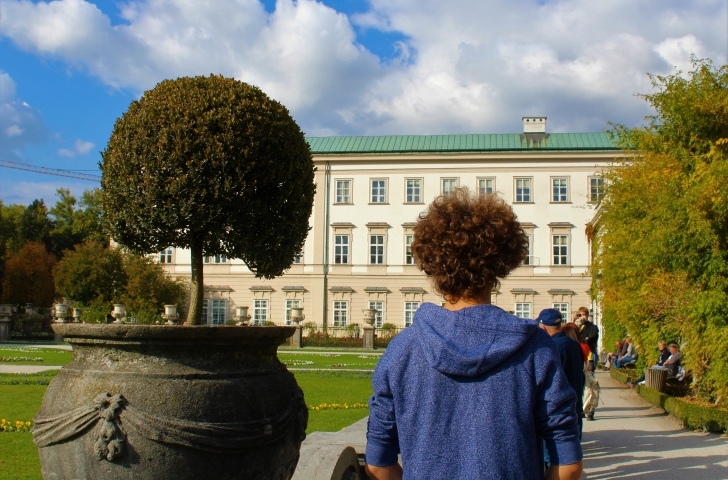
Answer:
[101,75,315,325]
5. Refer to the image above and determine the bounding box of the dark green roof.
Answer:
[306,133,617,154]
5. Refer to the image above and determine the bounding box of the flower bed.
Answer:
[308,403,368,411]
[0,419,33,432]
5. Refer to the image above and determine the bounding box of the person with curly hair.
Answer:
[365,188,583,480]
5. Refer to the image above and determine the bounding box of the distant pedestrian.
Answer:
[574,307,599,371]
[365,189,583,480]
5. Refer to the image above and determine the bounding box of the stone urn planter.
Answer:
[34,324,307,480]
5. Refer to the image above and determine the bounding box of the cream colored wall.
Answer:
[160,150,616,328]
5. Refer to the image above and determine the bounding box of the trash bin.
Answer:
[645,367,668,392]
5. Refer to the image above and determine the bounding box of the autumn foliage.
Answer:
[595,59,728,404]
[1,242,56,307]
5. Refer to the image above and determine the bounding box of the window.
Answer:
[159,248,173,264]
[204,255,227,264]
[553,303,569,318]
[333,301,348,327]
[285,299,301,326]
[293,253,303,264]
[334,235,349,264]
[405,235,415,265]
[553,235,569,265]
[211,299,226,325]
[515,303,531,319]
[368,301,384,328]
[202,299,209,323]
[590,177,605,203]
[515,178,532,202]
[335,180,351,204]
[478,177,495,196]
[441,178,458,195]
[370,179,387,203]
[405,179,421,203]
[523,235,533,265]
[370,235,385,264]
[253,300,268,325]
[552,178,568,202]
[404,302,419,327]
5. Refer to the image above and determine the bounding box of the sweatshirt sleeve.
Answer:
[366,356,400,467]
[534,338,583,466]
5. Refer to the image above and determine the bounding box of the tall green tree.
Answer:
[596,59,728,403]
[48,188,106,257]
[101,75,316,324]
[19,199,53,251]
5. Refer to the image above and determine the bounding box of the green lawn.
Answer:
[0,369,373,480]
[0,347,73,366]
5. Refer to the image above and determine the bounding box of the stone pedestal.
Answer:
[362,325,375,350]
[291,324,303,349]
[0,318,12,342]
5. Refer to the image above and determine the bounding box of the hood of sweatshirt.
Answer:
[413,302,539,378]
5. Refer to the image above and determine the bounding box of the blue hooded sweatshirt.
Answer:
[366,303,582,479]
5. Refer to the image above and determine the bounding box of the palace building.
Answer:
[158,117,620,331]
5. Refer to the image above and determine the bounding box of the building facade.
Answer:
[160,119,620,333]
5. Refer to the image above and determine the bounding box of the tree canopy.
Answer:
[1,242,56,307]
[101,75,316,324]
[596,59,728,403]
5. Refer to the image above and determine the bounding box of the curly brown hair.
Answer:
[411,188,527,301]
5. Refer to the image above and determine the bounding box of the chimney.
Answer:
[522,117,546,134]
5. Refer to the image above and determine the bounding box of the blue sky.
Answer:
[1,0,725,206]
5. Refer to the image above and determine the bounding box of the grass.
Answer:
[0,369,374,480]
[0,347,73,366]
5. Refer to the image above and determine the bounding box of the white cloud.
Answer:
[0,71,49,159]
[1,0,725,136]
[58,139,95,157]
[0,177,90,206]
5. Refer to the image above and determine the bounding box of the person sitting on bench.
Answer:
[614,336,636,368]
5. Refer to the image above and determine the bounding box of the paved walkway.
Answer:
[580,371,728,479]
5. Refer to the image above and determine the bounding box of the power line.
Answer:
[0,160,101,182]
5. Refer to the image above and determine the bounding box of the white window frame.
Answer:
[441,177,459,195]
[477,177,495,196]
[285,299,302,326]
[552,234,569,265]
[370,234,385,265]
[553,303,569,318]
[368,301,384,328]
[335,179,352,204]
[551,177,569,203]
[334,235,350,264]
[204,255,227,264]
[523,234,533,265]
[404,234,415,265]
[514,177,532,203]
[370,179,388,204]
[202,299,209,324]
[404,302,419,327]
[159,248,173,264]
[211,299,226,325]
[253,299,268,325]
[589,176,606,203]
[405,178,422,203]
[515,303,531,319]
[333,300,348,327]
